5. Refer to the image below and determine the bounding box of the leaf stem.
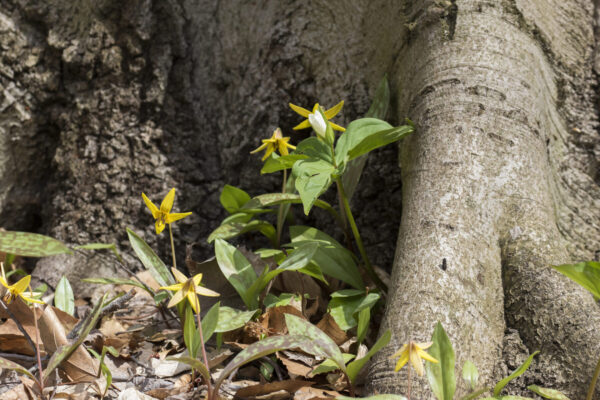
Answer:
[195,301,213,400]
[335,177,387,292]
[31,302,44,395]
[169,223,177,269]
[586,354,600,400]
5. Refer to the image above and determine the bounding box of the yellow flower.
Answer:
[142,188,192,235]
[390,341,438,376]
[289,101,346,137]
[159,267,219,313]
[0,274,44,305]
[250,128,296,161]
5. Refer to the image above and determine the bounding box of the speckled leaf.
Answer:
[127,228,174,288]
[215,334,321,391]
[527,386,570,400]
[167,356,210,384]
[0,231,72,257]
[0,356,36,380]
[215,306,257,333]
[347,330,391,384]
[493,351,539,396]
[285,313,345,372]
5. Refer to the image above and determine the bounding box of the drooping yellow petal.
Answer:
[12,275,31,295]
[167,287,186,308]
[289,103,311,117]
[410,346,426,376]
[159,283,184,292]
[165,212,192,224]
[155,219,166,235]
[186,283,200,313]
[160,188,176,214]
[418,349,439,364]
[250,142,269,154]
[192,273,203,287]
[0,276,9,290]
[20,294,44,304]
[262,144,276,161]
[329,122,346,132]
[292,120,312,131]
[142,193,160,219]
[324,100,344,119]
[390,344,408,359]
[195,285,220,297]
[171,267,188,284]
[394,351,409,372]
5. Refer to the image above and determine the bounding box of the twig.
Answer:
[0,352,48,362]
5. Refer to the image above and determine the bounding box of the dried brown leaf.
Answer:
[316,314,347,346]
[235,379,314,398]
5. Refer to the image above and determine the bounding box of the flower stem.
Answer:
[586,354,600,400]
[196,305,213,399]
[168,223,177,269]
[407,366,412,400]
[335,177,387,292]
[276,169,288,248]
[31,302,44,396]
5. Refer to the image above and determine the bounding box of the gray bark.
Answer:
[1,0,600,398]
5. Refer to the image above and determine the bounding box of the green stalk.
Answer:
[335,177,387,292]
[195,303,213,399]
[168,223,177,269]
[275,169,287,248]
[586,355,600,400]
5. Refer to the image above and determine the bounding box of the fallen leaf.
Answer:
[261,306,304,336]
[235,379,314,398]
[293,386,341,400]
[316,314,347,346]
[278,354,312,378]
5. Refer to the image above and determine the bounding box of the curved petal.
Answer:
[329,122,346,132]
[12,275,31,295]
[195,286,220,297]
[192,273,203,287]
[167,288,186,309]
[250,142,269,154]
[410,348,425,376]
[324,100,344,119]
[155,219,166,235]
[165,212,192,224]
[186,288,200,313]
[262,144,276,161]
[142,193,160,219]
[278,140,290,156]
[21,294,44,304]
[289,103,311,117]
[171,267,188,284]
[0,276,9,290]
[390,344,408,359]
[417,349,438,364]
[160,188,176,214]
[292,120,312,130]
[394,352,409,372]
[159,283,183,292]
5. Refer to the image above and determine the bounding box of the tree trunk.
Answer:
[1,0,599,398]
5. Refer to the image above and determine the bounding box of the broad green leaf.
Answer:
[329,291,380,330]
[493,351,540,396]
[214,239,259,310]
[202,301,220,342]
[347,125,413,161]
[337,395,407,400]
[44,293,108,382]
[426,322,456,400]
[184,305,201,358]
[347,330,391,384]
[127,228,174,288]
[462,360,479,391]
[215,334,324,391]
[76,242,122,261]
[293,158,335,215]
[290,226,364,289]
[261,153,309,174]
[0,356,36,380]
[242,193,342,223]
[167,356,211,384]
[220,185,251,213]
[55,276,75,316]
[553,261,600,299]
[311,353,355,376]
[356,307,370,344]
[82,277,149,292]
[208,219,276,245]
[215,306,258,332]
[335,118,393,163]
[285,313,345,372]
[264,293,304,308]
[0,231,72,257]
[527,385,570,400]
[295,137,334,164]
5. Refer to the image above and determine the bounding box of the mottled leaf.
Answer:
[167,356,210,384]
[493,351,539,396]
[0,231,72,257]
[127,228,174,288]
[426,322,455,400]
[55,276,75,316]
[311,353,355,376]
[215,306,258,333]
[527,385,570,400]
[347,330,391,384]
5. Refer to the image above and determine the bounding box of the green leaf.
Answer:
[311,354,355,376]
[264,293,302,308]
[241,193,342,223]
[493,351,540,396]
[295,137,334,163]
[44,293,108,382]
[220,184,251,213]
[202,301,220,342]
[0,356,37,381]
[426,322,456,400]
[290,226,364,289]
[0,231,72,257]
[54,276,75,316]
[167,355,211,384]
[482,397,536,400]
[184,305,201,358]
[214,239,259,310]
[208,220,276,245]
[346,330,391,384]
[553,261,600,299]
[215,335,325,392]
[329,291,380,330]
[293,158,335,215]
[527,385,570,400]
[215,306,258,333]
[335,118,393,162]
[76,242,122,262]
[462,360,479,391]
[82,277,149,292]
[5,268,27,279]
[261,153,309,174]
[337,395,407,400]
[459,388,491,400]
[350,124,413,161]
[285,313,345,372]
[356,307,370,344]
[127,228,174,288]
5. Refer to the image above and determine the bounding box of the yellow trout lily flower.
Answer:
[0,274,44,304]
[390,341,438,376]
[142,188,192,235]
[289,101,346,137]
[159,267,219,313]
[250,128,296,161]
